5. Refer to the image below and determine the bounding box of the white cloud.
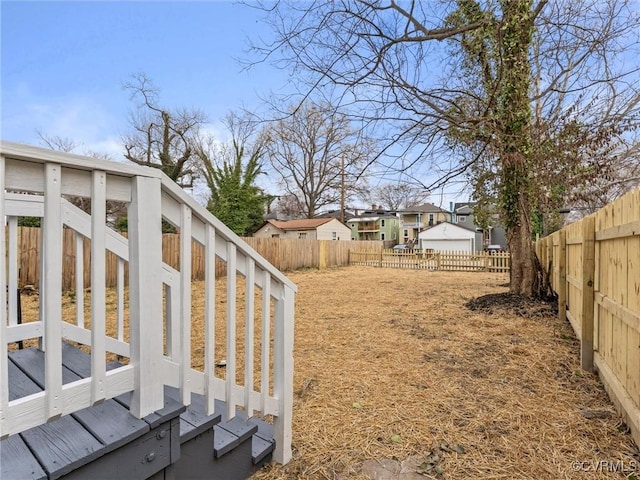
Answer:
[2,83,125,160]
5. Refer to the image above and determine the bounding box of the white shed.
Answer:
[418,222,475,252]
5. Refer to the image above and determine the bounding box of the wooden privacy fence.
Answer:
[534,187,640,448]
[13,228,384,290]
[349,249,511,272]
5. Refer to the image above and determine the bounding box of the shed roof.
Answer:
[400,203,450,214]
[418,222,476,240]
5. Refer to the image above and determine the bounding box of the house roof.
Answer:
[418,221,476,240]
[454,202,475,214]
[400,202,450,214]
[265,218,337,231]
[314,209,355,220]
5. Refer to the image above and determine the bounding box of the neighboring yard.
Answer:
[255,266,638,479]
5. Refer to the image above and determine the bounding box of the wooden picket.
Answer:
[349,249,510,272]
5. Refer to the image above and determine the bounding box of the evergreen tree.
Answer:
[196,112,270,236]
[203,142,268,235]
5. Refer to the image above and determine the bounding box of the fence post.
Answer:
[319,240,327,269]
[580,216,596,371]
[558,230,567,323]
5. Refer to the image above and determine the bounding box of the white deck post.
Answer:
[43,163,63,421]
[0,155,8,437]
[128,175,164,418]
[272,284,295,464]
[179,204,192,406]
[91,170,107,404]
[203,224,217,415]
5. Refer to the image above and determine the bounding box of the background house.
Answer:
[398,203,450,245]
[452,202,507,251]
[253,218,351,240]
[314,209,355,221]
[347,206,400,241]
[418,222,476,252]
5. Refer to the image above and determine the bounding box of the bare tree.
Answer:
[251,0,640,296]
[122,73,206,187]
[271,193,306,219]
[372,183,431,210]
[36,132,127,227]
[263,100,373,218]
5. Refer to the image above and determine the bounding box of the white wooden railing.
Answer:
[0,141,296,464]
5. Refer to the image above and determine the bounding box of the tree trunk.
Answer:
[498,0,542,297]
[507,200,537,296]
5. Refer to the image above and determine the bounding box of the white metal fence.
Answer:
[0,141,296,464]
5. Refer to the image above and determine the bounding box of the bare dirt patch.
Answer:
[254,266,638,479]
[465,292,558,318]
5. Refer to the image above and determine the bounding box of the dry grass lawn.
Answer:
[16,265,639,479]
[253,266,638,479]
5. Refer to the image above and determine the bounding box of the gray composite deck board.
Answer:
[9,346,79,388]
[249,416,274,442]
[0,432,48,480]
[114,391,186,429]
[7,356,41,400]
[72,400,150,453]
[213,425,241,458]
[4,342,273,479]
[251,435,274,464]
[218,415,258,444]
[164,386,222,442]
[4,344,184,479]
[20,414,105,479]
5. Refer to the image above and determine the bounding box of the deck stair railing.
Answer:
[0,141,296,464]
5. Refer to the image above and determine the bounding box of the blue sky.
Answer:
[1,1,289,156]
[0,0,469,207]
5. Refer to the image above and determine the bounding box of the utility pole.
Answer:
[340,154,345,224]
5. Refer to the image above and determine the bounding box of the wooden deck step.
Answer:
[2,345,184,480]
[168,388,276,479]
[3,343,276,479]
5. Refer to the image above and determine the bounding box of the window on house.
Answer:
[458,215,467,222]
[381,233,385,240]
[332,232,337,240]
[271,234,280,238]
[381,219,385,227]
[299,232,307,238]
[403,229,409,237]
[351,223,355,228]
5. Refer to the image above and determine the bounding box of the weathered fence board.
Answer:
[12,229,384,290]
